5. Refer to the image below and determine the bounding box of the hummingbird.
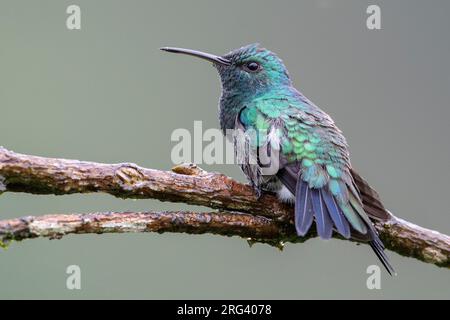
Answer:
[161,44,395,275]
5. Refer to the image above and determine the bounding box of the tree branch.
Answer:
[0,147,289,221]
[0,211,286,246]
[0,147,449,268]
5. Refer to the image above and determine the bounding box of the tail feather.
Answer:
[294,179,314,236]
[339,202,368,235]
[321,189,351,239]
[277,165,395,275]
[311,189,333,239]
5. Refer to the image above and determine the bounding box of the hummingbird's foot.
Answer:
[253,185,263,200]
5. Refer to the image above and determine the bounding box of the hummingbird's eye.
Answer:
[243,61,261,73]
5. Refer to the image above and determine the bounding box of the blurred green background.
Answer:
[1,0,449,299]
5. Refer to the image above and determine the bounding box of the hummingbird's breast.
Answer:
[218,90,248,133]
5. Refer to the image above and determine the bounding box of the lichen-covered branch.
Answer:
[0,147,290,221]
[376,216,450,268]
[0,147,449,268]
[0,211,287,246]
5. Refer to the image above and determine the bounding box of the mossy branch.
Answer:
[0,147,449,268]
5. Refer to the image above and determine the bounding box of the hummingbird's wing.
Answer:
[233,105,286,197]
[237,95,394,274]
[233,112,263,197]
[350,168,391,221]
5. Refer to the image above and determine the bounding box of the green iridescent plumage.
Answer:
[239,92,350,190]
[162,43,395,275]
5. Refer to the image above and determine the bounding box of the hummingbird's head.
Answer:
[161,44,292,95]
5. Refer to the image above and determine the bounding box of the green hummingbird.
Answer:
[161,44,395,275]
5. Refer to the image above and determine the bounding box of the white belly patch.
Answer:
[277,185,295,204]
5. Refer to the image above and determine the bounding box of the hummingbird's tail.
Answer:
[277,166,396,275]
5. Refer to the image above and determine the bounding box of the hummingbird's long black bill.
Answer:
[160,47,231,66]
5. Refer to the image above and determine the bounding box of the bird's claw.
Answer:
[253,186,263,200]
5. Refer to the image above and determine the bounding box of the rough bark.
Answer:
[0,147,289,221]
[0,147,449,268]
[0,211,284,245]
